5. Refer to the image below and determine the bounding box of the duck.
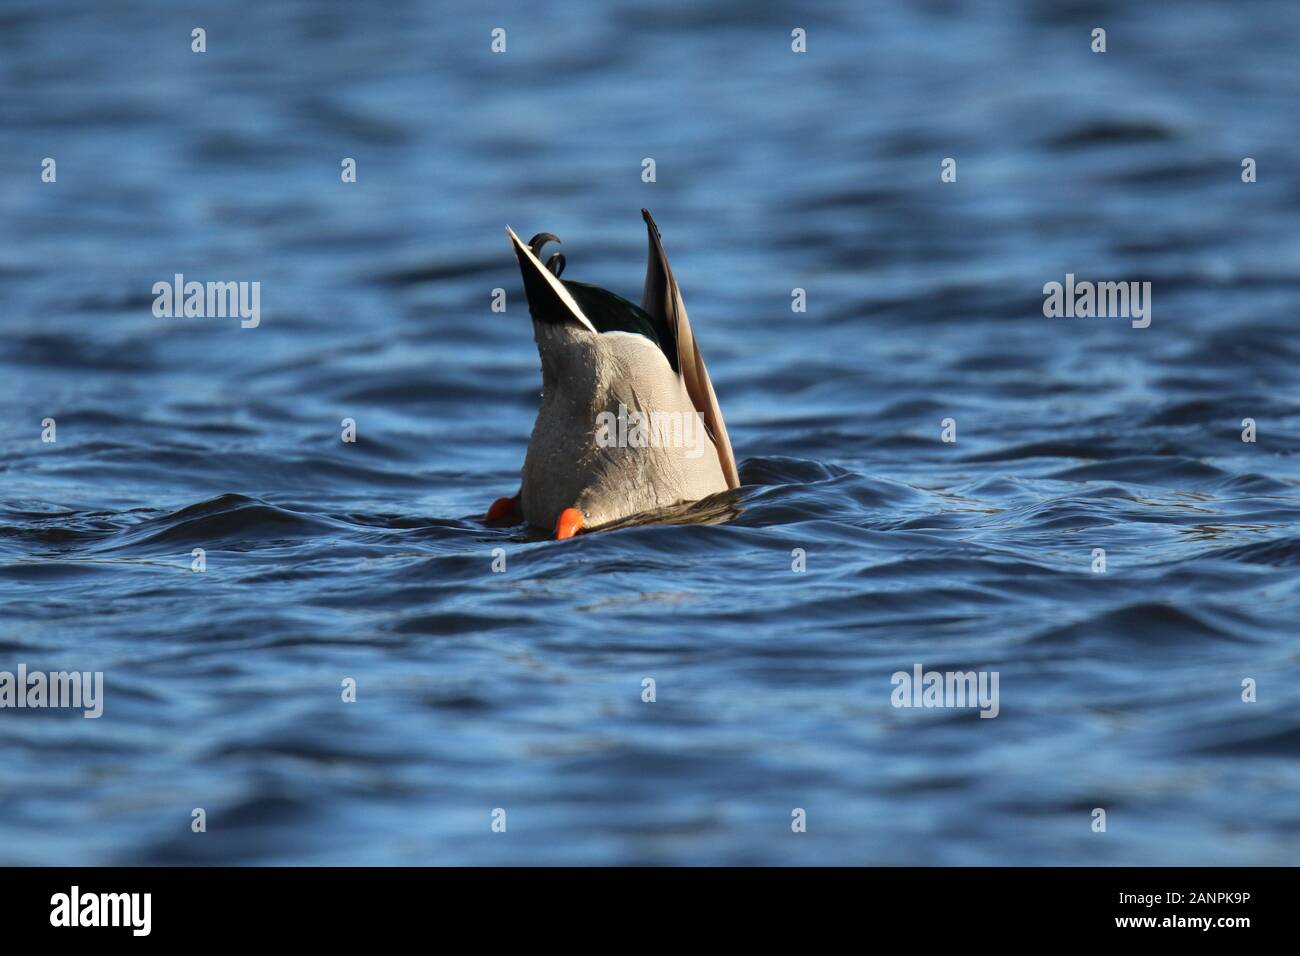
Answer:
[486,209,739,539]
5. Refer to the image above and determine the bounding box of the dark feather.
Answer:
[559,281,676,370]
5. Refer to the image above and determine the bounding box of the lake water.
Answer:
[1,0,1297,864]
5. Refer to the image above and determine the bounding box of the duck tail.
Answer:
[640,209,740,489]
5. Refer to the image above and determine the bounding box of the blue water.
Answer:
[2,0,1298,865]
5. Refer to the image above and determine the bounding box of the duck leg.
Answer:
[554,507,584,540]
[485,495,519,522]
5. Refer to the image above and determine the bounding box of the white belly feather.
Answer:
[520,324,728,530]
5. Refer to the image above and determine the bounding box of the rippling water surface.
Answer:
[2,0,1298,864]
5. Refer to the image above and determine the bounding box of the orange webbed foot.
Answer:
[554,507,584,540]
[485,496,518,522]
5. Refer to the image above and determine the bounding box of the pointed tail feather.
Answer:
[640,209,740,489]
[506,225,597,333]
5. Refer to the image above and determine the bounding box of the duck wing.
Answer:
[639,208,740,489]
[505,225,598,334]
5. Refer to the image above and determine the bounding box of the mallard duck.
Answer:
[486,209,739,538]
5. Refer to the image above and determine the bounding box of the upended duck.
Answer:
[485,209,739,539]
